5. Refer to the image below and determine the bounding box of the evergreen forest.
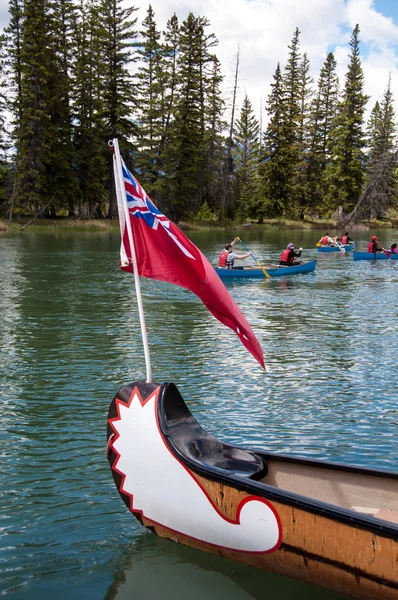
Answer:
[0,1,397,225]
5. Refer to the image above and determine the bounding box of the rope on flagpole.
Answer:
[109,139,152,383]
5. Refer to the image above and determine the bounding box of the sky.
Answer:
[1,0,398,126]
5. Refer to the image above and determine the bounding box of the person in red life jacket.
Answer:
[341,232,352,245]
[318,233,335,246]
[279,242,303,266]
[389,243,398,254]
[368,235,384,253]
[218,238,251,268]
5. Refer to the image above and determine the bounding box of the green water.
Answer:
[1,228,398,599]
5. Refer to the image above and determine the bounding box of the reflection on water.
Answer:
[105,536,344,600]
[1,228,397,599]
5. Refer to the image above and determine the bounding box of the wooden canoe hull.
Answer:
[353,251,398,260]
[215,259,317,279]
[317,243,355,252]
[107,381,398,600]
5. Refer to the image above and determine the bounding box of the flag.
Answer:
[116,159,264,369]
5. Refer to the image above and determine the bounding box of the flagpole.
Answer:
[111,138,152,383]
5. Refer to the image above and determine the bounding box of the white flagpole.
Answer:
[111,138,152,383]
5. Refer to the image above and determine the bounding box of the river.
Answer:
[1,227,397,599]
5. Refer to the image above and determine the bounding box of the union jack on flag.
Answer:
[122,162,195,259]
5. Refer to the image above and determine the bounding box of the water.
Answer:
[1,228,397,599]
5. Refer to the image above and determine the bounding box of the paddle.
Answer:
[237,238,270,279]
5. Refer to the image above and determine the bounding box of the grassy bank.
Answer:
[1,216,398,234]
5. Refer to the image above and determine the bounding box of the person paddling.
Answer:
[341,232,352,245]
[218,238,251,269]
[279,242,303,266]
[368,236,384,253]
[318,233,335,246]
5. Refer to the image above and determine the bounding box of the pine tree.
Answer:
[16,0,53,210]
[261,62,289,216]
[201,54,224,212]
[364,75,397,218]
[4,0,24,137]
[135,5,164,186]
[261,29,303,216]
[45,0,79,216]
[162,13,217,219]
[324,25,368,213]
[233,94,260,219]
[72,0,107,217]
[295,52,313,217]
[99,0,138,217]
[305,52,339,214]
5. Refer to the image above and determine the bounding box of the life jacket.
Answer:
[321,236,329,245]
[341,235,348,244]
[218,250,229,267]
[280,249,292,263]
[368,242,375,253]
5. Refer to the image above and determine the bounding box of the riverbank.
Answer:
[1,215,397,233]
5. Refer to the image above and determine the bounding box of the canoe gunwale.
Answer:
[157,382,398,540]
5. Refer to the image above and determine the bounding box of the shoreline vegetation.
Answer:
[1,216,398,234]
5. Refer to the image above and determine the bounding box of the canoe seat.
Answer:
[160,382,267,480]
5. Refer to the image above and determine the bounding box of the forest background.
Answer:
[0,0,397,228]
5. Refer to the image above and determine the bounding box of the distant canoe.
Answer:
[353,251,398,261]
[215,259,317,279]
[317,243,355,252]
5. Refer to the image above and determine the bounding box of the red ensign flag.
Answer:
[117,160,264,369]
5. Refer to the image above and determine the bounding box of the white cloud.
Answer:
[130,0,398,125]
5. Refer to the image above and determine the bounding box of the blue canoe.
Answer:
[317,242,355,252]
[215,259,317,279]
[353,251,398,260]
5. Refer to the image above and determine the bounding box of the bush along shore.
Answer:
[1,216,398,234]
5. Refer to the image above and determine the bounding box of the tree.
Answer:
[200,54,225,212]
[72,0,107,217]
[16,0,53,211]
[99,0,138,217]
[4,0,24,136]
[261,62,289,216]
[305,52,339,214]
[161,13,218,219]
[295,52,314,217]
[324,25,369,214]
[359,75,397,219]
[219,47,239,220]
[233,94,260,219]
[135,5,164,186]
[45,0,79,216]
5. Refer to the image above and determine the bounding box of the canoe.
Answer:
[353,251,398,260]
[215,259,317,279]
[317,242,355,252]
[107,381,398,600]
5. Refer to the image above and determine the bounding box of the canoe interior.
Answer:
[259,458,398,523]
